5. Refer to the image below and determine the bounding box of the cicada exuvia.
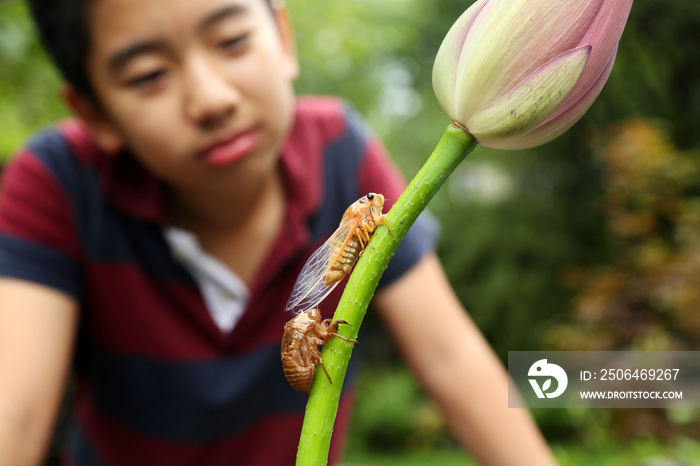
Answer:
[285,192,395,314]
[281,308,358,394]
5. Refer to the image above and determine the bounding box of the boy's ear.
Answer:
[272,3,299,80]
[62,86,125,154]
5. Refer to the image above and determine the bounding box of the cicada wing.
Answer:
[285,240,336,314]
[285,220,355,314]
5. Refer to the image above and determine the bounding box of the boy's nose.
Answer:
[183,57,241,129]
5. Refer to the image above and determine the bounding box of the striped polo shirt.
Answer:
[0,96,436,466]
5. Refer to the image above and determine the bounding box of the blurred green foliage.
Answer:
[347,367,451,453]
[345,437,700,466]
[0,1,67,157]
[547,121,700,353]
[540,121,700,444]
[3,0,700,459]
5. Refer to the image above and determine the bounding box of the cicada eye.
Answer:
[366,193,374,200]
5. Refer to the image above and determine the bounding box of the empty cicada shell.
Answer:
[281,308,358,394]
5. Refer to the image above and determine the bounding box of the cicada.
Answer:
[281,308,358,394]
[285,192,395,314]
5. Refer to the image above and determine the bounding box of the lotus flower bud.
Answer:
[433,0,633,150]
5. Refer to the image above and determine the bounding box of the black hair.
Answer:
[27,0,275,104]
[27,0,96,102]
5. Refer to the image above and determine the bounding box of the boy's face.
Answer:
[78,0,298,192]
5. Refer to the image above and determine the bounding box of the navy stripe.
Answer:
[25,129,192,283]
[379,210,440,288]
[26,129,102,255]
[90,345,359,442]
[91,214,194,283]
[0,233,84,298]
[67,424,105,466]
[308,104,367,241]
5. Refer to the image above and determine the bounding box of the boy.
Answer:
[0,0,558,464]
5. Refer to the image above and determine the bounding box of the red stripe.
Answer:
[85,263,219,358]
[60,120,105,166]
[279,97,349,222]
[0,150,82,260]
[84,257,346,358]
[296,96,347,143]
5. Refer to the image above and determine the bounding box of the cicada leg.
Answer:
[372,215,396,243]
[309,321,358,389]
[381,216,397,242]
[353,225,373,251]
[330,333,359,344]
[317,356,333,383]
[324,320,359,344]
[355,229,367,251]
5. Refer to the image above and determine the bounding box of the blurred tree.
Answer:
[593,0,700,149]
[546,120,700,441]
[547,120,700,352]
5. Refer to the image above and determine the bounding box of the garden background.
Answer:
[1,0,700,464]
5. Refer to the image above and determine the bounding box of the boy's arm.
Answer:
[0,278,78,466]
[374,253,558,466]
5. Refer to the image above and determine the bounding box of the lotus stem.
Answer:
[295,123,477,465]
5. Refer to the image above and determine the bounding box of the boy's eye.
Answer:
[129,70,167,88]
[219,34,249,53]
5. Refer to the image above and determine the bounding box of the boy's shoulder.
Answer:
[283,96,371,179]
[9,119,110,178]
[294,95,347,124]
[292,95,368,143]
[4,120,164,223]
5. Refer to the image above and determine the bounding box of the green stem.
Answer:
[295,123,477,465]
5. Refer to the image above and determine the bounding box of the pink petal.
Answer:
[549,0,633,121]
[468,45,590,147]
[454,0,604,122]
[489,50,616,150]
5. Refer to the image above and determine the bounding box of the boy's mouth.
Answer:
[199,129,260,167]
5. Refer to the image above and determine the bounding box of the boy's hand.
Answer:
[0,279,78,466]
